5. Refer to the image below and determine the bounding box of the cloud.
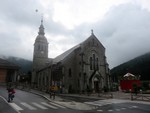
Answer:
[0,0,150,69]
[93,3,150,68]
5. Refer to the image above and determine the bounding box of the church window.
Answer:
[69,68,72,77]
[90,54,98,70]
[93,54,96,70]
[96,58,99,70]
[90,57,92,70]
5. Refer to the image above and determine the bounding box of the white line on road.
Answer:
[32,102,48,109]
[9,103,23,111]
[41,102,58,109]
[21,102,37,110]
[49,102,66,108]
[97,109,103,112]
[108,109,113,112]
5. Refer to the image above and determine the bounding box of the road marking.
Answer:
[108,109,113,112]
[97,109,103,112]
[121,108,126,110]
[85,101,111,106]
[9,103,23,111]
[132,106,138,108]
[32,102,48,109]
[21,102,37,110]
[49,102,66,108]
[41,102,58,109]
[115,109,120,111]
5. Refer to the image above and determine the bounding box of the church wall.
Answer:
[61,51,78,93]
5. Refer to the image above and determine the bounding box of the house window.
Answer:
[69,68,72,77]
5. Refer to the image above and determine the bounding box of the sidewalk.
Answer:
[28,89,150,102]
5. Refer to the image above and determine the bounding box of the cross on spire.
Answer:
[91,29,94,35]
[41,13,43,25]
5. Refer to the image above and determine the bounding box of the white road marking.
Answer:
[121,108,126,110]
[41,102,58,109]
[9,103,23,111]
[84,102,102,106]
[115,109,120,111]
[32,102,48,109]
[108,109,113,112]
[21,102,37,110]
[49,102,66,108]
[97,109,103,112]
[132,106,138,108]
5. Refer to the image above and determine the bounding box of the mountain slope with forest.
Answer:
[0,56,32,74]
[111,52,150,82]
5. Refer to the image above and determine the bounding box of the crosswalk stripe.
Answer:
[97,109,103,112]
[49,102,66,108]
[41,102,58,109]
[85,102,102,106]
[21,102,37,110]
[32,102,48,109]
[9,103,23,111]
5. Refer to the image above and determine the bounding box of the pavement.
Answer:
[24,88,150,110]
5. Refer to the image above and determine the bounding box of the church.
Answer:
[32,20,110,93]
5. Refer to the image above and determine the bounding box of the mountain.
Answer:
[0,56,32,74]
[111,52,150,82]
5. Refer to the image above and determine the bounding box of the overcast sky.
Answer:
[0,0,150,69]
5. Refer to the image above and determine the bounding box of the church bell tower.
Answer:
[32,19,49,84]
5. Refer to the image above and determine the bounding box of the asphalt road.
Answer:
[0,87,83,113]
[1,86,150,113]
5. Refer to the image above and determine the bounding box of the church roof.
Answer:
[53,30,104,64]
[53,44,81,64]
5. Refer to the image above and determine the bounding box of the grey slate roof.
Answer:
[52,32,103,64]
[53,44,81,64]
[0,58,19,69]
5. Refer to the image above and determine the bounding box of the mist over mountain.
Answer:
[0,55,32,74]
[111,52,150,82]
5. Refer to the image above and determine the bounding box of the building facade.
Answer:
[0,58,19,85]
[32,21,110,93]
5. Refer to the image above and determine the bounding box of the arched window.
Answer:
[69,68,72,77]
[96,58,99,70]
[93,54,96,70]
[90,57,92,70]
[90,54,99,70]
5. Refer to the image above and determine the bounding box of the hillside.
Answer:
[111,52,150,82]
[1,56,32,74]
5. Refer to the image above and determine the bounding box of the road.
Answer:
[1,86,150,113]
[0,87,83,113]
